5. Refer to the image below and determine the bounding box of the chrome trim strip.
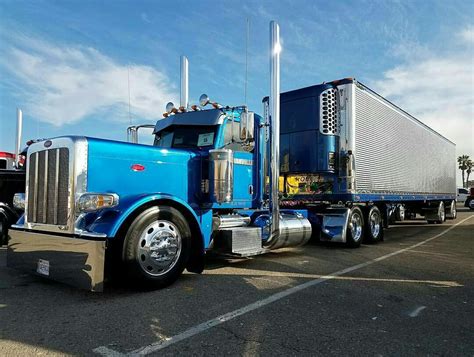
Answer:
[74,229,107,238]
[54,148,60,225]
[234,158,253,166]
[33,151,39,222]
[43,149,49,223]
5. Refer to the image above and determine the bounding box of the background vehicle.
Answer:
[8,22,456,291]
[0,110,26,245]
[0,152,16,170]
[465,187,474,210]
[457,187,469,203]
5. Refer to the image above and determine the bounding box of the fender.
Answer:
[86,193,207,275]
[86,193,204,242]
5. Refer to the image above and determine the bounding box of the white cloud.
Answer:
[2,37,177,126]
[372,28,474,166]
[459,26,474,44]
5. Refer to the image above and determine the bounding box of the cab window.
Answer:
[154,125,216,149]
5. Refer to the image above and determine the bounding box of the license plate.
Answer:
[37,259,50,276]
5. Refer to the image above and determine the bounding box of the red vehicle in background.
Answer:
[0,152,17,170]
[466,187,474,210]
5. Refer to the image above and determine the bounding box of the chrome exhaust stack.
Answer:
[260,21,311,249]
[180,55,189,109]
[264,21,282,248]
[15,108,23,168]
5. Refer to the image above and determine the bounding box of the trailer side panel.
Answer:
[351,83,455,195]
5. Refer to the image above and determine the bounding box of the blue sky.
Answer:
[0,0,473,182]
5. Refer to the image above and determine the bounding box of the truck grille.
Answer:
[27,148,70,225]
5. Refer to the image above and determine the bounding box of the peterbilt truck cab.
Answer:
[8,63,311,292]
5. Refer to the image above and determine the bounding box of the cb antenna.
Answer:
[244,18,249,106]
[128,66,132,126]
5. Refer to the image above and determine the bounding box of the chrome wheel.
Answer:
[447,200,456,219]
[136,220,182,276]
[438,202,445,223]
[369,209,381,238]
[349,212,363,242]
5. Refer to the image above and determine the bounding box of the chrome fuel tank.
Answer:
[253,212,312,249]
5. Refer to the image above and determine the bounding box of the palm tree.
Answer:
[466,159,473,188]
[458,155,470,188]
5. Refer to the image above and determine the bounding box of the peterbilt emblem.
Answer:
[131,164,145,172]
[44,140,52,148]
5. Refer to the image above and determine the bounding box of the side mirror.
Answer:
[239,111,254,142]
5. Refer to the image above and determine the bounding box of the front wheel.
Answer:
[346,206,364,248]
[122,206,191,289]
[364,206,384,243]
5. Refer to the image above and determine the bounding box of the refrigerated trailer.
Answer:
[276,78,457,245]
[7,22,456,291]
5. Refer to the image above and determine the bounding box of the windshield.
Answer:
[153,125,217,149]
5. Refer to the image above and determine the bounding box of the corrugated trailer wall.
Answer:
[351,83,456,195]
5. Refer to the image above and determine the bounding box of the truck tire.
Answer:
[364,206,384,243]
[446,200,457,220]
[0,215,6,246]
[346,206,364,248]
[122,206,191,289]
[468,199,474,210]
[427,201,445,224]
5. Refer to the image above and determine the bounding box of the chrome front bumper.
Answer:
[7,229,106,292]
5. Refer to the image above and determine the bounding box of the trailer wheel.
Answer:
[364,206,384,243]
[346,206,364,248]
[427,201,445,224]
[122,206,191,289]
[446,200,457,220]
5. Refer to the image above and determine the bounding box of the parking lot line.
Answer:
[93,215,473,356]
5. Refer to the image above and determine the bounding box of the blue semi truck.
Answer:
[7,22,456,291]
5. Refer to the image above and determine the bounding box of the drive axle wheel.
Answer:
[364,206,384,243]
[123,206,191,289]
[346,206,364,248]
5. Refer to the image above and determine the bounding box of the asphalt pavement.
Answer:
[1,208,473,356]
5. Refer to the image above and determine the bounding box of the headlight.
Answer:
[13,193,25,210]
[76,193,119,213]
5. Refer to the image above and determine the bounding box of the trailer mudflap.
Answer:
[7,229,106,292]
